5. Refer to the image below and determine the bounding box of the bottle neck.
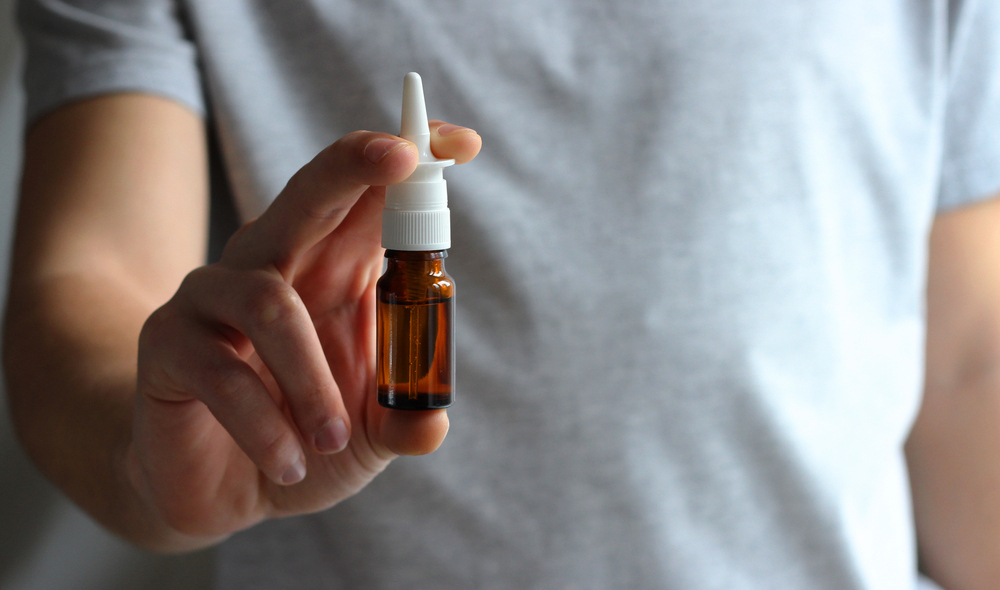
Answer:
[384,249,447,260]
[384,249,448,274]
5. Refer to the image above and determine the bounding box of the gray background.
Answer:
[0,2,212,588]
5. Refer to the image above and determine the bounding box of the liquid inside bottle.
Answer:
[377,250,455,410]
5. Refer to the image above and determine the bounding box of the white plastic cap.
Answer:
[382,72,455,250]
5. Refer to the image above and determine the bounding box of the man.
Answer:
[5,0,1000,588]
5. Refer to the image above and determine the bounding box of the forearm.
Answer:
[3,270,206,550]
[907,371,1000,590]
[909,195,1000,590]
[3,94,211,550]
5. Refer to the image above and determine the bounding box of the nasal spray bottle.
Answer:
[377,72,455,410]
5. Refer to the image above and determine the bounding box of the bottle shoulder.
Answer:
[377,267,454,304]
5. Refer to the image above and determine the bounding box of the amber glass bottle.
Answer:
[376,249,455,410]
[378,72,458,410]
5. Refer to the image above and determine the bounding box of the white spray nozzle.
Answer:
[382,72,454,251]
[399,72,454,172]
[400,72,432,160]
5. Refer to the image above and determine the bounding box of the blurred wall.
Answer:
[0,1,213,588]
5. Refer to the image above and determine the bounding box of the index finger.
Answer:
[226,131,417,273]
[227,123,482,274]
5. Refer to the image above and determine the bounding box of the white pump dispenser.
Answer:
[382,72,455,251]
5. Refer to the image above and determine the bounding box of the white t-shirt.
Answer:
[17,0,1000,588]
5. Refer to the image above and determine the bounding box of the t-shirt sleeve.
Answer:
[18,0,205,126]
[937,0,1000,211]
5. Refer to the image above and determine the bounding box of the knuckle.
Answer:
[245,278,303,331]
[138,305,182,362]
[138,311,168,362]
[175,264,227,307]
[225,221,255,250]
[137,304,197,398]
[295,199,346,222]
[283,172,349,221]
[259,429,298,464]
[337,130,369,148]
[280,171,310,203]
[322,130,368,170]
[139,306,170,345]
[156,495,214,538]
[218,221,263,268]
[201,365,256,405]
[177,264,212,294]
[290,384,334,430]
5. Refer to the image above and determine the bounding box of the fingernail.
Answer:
[436,124,469,136]
[314,418,349,453]
[280,454,306,485]
[364,137,408,164]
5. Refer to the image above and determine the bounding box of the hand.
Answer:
[128,122,481,546]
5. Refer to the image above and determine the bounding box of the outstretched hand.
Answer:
[128,121,481,544]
